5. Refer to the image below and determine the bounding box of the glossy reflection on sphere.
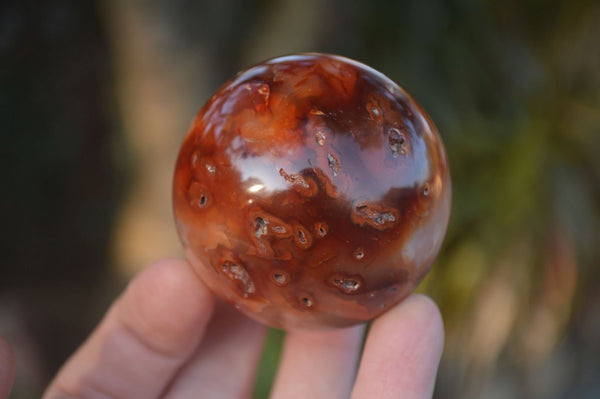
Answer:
[173,54,451,330]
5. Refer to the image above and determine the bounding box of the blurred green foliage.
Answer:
[253,329,285,398]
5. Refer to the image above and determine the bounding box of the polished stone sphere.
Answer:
[173,54,451,330]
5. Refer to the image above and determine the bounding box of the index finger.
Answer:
[351,294,444,399]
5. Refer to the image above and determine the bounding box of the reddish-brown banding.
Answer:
[173,53,451,330]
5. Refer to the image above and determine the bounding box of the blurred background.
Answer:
[1,0,599,397]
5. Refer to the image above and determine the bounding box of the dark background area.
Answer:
[1,0,599,398]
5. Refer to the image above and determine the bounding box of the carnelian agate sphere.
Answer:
[173,54,451,330]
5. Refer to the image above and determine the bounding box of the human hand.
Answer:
[40,258,443,398]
